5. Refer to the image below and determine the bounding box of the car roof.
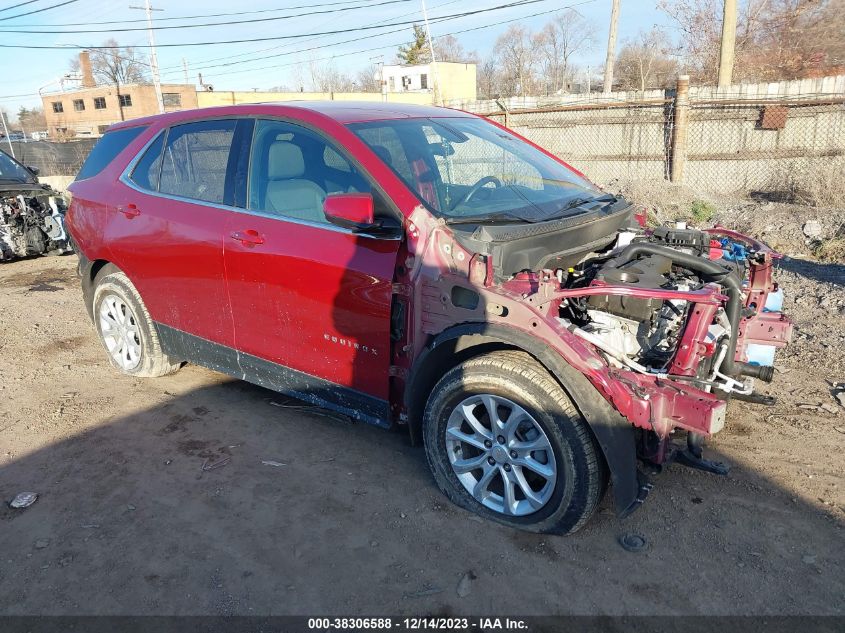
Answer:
[108,101,476,131]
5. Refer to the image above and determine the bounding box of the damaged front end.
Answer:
[0,149,71,261]
[0,189,71,261]
[401,196,792,509]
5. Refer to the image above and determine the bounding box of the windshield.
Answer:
[348,116,601,223]
[0,150,35,183]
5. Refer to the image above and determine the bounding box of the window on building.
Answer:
[94,97,107,110]
[73,99,85,112]
[162,92,182,108]
[159,119,238,204]
[52,102,64,113]
[118,94,132,107]
[420,74,428,89]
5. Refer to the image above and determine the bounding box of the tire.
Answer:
[92,270,181,378]
[423,351,607,534]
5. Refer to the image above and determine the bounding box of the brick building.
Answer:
[41,51,197,139]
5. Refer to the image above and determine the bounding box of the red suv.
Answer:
[67,102,792,534]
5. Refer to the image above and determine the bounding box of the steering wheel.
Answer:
[450,176,502,211]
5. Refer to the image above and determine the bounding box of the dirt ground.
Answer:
[0,253,843,616]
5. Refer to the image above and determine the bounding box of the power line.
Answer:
[169,0,596,82]
[2,0,595,101]
[0,0,388,26]
[157,0,463,74]
[0,0,80,21]
[0,0,44,14]
[0,0,416,33]
[0,0,550,47]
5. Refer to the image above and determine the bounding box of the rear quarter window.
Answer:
[75,125,148,181]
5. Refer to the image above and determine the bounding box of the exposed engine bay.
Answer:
[443,198,792,476]
[0,190,71,261]
[560,224,772,395]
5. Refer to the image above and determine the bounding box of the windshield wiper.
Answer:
[444,212,530,225]
[560,193,617,211]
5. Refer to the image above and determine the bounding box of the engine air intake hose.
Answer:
[605,243,770,381]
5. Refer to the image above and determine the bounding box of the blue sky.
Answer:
[0,0,673,118]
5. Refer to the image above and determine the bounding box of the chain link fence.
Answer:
[485,100,674,186]
[2,139,95,176]
[685,99,845,195]
[481,93,845,201]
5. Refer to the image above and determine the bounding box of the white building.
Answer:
[379,62,477,102]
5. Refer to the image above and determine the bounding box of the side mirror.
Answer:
[27,165,39,176]
[324,193,379,232]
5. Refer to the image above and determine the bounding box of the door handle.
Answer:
[230,229,265,246]
[118,203,140,218]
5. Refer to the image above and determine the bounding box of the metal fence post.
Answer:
[671,75,690,183]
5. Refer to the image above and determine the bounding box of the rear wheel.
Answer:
[92,270,181,378]
[423,351,606,534]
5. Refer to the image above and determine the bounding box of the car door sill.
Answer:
[155,322,391,428]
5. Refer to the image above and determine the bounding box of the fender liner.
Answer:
[406,322,643,517]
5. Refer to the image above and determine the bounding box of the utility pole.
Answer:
[420,0,443,106]
[129,1,164,113]
[182,58,190,85]
[370,55,387,102]
[602,0,620,93]
[717,0,737,87]
[1,109,14,158]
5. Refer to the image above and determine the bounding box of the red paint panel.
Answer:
[106,184,235,348]
[223,215,399,399]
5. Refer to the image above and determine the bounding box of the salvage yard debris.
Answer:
[9,492,38,509]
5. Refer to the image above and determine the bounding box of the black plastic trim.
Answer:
[156,323,391,428]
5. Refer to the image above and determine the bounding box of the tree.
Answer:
[308,57,355,93]
[433,35,478,63]
[397,25,431,65]
[495,25,538,97]
[355,64,382,92]
[614,28,678,90]
[533,10,595,95]
[658,0,845,83]
[16,107,47,132]
[70,39,150,87]
[476,56,500,100]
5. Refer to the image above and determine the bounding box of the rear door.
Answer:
[223,118,402,425]
[111,118,252,362]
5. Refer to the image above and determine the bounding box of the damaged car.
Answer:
[66,103,792,533]
[0,150,70,261]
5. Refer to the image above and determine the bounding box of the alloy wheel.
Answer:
[98,294,142,371]
[445,394,557,516]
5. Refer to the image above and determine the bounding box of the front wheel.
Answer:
[423,351,607,534]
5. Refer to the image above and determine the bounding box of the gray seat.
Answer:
[265,141,326,223]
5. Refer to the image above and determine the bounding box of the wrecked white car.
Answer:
[0,150,70,261]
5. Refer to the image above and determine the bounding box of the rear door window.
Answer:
[158,120,238,205]
[75,125,148,181]
[129,132,165,191]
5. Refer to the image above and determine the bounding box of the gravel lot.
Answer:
[0,253,843,616]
